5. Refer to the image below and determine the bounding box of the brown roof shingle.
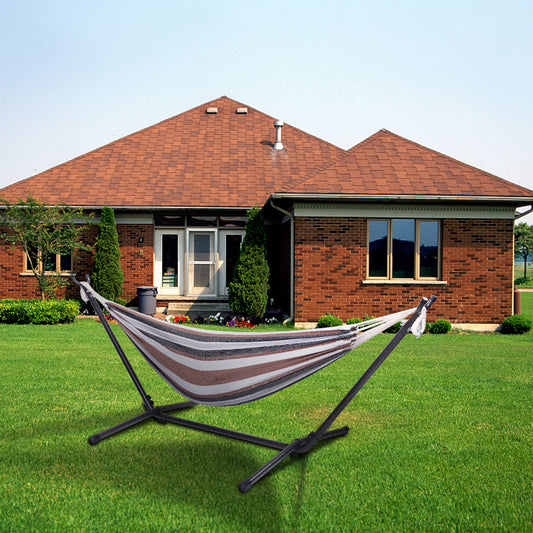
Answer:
[282,129,533,199]
[1,104,531,209]
[0,96,345,208]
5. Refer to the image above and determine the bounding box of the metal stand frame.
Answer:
[73,277,435,492]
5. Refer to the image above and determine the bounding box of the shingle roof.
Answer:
[282,129,533,199]
[0,96,345,208]
[1,104,531,209]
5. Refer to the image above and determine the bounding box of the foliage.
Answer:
[346,317,363,325]
[228,207,270,318]
[0,299,80,324]
[317,313,343,328]
[501,314,533,334]
[0,194,91,299]
[385,321,402,333]
[428,319,452,334]
[515,276,533,286]
[514,222,533,279]
[91,206,124,300]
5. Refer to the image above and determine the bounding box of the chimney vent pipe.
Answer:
[273,120,284,150]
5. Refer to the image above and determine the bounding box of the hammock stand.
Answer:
[72,276,436,492]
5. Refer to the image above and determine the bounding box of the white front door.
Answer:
[187,230,216,296]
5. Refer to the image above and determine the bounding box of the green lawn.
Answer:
[0,318,531,532]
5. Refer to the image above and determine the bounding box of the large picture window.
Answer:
[368,219,440,280]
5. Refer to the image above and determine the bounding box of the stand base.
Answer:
[88,401,349,492]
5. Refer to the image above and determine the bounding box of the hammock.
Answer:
[72,276,436,492]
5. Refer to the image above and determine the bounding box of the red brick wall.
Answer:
[294,217,514,324]
[1,224,154,303]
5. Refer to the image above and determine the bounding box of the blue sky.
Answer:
[1,1,532,221]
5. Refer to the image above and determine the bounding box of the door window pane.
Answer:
[194,264,211,288]
[225,234,242,286]
[193,234,211,262]
[368,220,388,277]
[419,221,439,278]
[162,234,178,287]
[392,219,415,278]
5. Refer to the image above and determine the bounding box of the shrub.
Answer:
[317,314,343,328]
[92,206,124,300]
[385,322,402,333]
[428,319,452,334]
[228,207,270,318]
[515,276,533,286]
[346,317,362,325]
[0,299,80,324]
[501,314,533,334]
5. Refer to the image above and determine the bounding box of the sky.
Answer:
[1,0,532,223]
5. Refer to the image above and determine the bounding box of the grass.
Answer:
[0,315,532,531]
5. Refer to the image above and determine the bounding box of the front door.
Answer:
[187,231,216,296]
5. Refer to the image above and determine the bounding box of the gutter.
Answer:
[270,192,533,205]
[515,206,533,220]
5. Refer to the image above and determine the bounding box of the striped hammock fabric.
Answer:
[80,282,426,407]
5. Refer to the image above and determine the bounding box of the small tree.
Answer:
[514,222,533,280]
[0,195,90,299]
[91,206,124,300]
[228,207,270,318]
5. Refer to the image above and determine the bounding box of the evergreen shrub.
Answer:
[0,299,80,324]
[428,319,452,334]
[92,206,124,300]
[317,314,343,328]
[228,207,270,318]
[346,317,362,325]
[501,315,532,334]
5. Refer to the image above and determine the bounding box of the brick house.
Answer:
[1,96,532,326]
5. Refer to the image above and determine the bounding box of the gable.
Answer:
[0,96,345,209]
[281,129,533,200]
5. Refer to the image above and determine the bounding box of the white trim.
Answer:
[293,202,516,220]
[218,229,245,296]
[154,229,184,296]
[115,214,154,224]
[186,229,217,296]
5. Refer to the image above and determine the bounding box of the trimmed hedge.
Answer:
[501,314,533,335]
[0,299,80,324]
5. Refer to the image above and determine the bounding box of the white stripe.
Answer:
[116,314,352,372]
[149,344,350,399]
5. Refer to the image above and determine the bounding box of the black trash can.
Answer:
[137,286,158,315]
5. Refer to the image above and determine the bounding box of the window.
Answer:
[368,219,440,280]
[25,246,73,273]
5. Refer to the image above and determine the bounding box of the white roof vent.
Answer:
[236,107,248,114]
[206,107,218,114]
[273,120,284,150]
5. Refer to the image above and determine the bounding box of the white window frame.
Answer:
[186,229,217,296]
[218,229,245,296]
[154,229,184,296]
